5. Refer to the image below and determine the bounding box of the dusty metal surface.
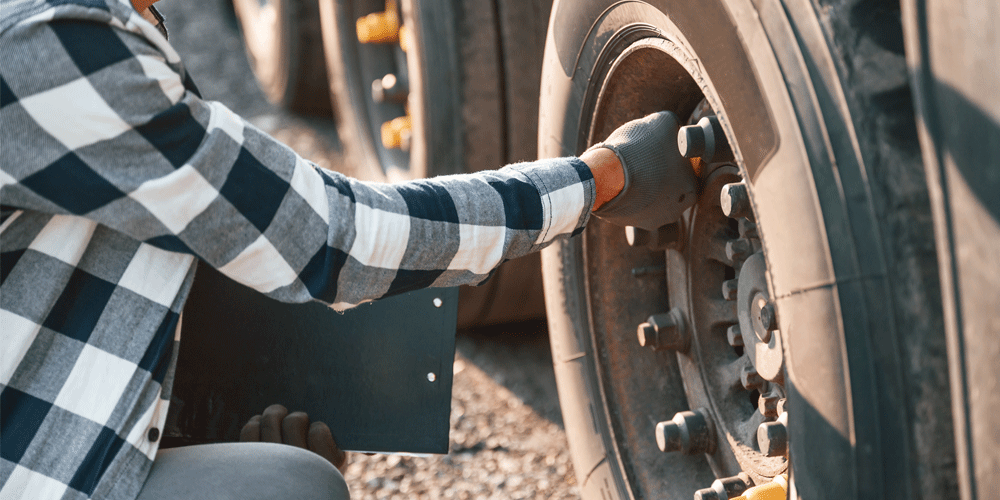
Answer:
[671,163,788,482]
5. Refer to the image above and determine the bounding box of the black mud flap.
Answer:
[164,262,459,454]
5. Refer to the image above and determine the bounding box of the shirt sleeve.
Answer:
[0,11,595,309]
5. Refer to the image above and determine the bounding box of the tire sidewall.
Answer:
[540,1,947,498]
[233,0,295,105]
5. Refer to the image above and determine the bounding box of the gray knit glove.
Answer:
[591,111,697,231]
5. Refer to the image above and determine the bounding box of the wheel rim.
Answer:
[327,0,412,180]
[677,162,788,484]
[578,31,790,496]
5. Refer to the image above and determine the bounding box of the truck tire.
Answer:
[232,0,332,115]
[902,1,1000,498]
[539,0,956,498]
[317,0,550,326]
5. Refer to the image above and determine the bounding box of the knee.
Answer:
[240,443,350,499]
[144,443,350,500]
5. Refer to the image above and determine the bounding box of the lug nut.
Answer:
[677,124,707,159]
[721,278,739,300]
[759,389,780,418]
[720,182,752,219]
[372,73,408,103]
[726,324,744,347]
[739,218,759,239]
[693,474,752,500]
[677,116,732,162]
[381,115,412,150]
[757,412,788,457]
[725,238,752,264]
[356,10,400,44]
[626,223,679,250]
[637,308,689,353]
[776,398,788,416]
[656,409,716,455]
[741,364,764,390]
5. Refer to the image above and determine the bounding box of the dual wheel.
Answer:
[236,0,556,327]
[539,0,961,498]
[232,0,332,115]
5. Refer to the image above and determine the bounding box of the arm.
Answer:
[0,11,595,309]
[581,147,625,210]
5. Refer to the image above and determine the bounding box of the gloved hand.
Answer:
[589,111,698,231]
[240,404,348,473]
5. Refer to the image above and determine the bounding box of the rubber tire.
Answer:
[318,0,550,325]
[539,0,954,498]
[233,0,333,115]
[902,1,1000,498]
[452,0,552,328]
[316,0,551,174]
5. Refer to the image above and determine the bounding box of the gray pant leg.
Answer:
[136,442,351,500]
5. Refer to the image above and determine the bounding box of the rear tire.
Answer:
[539,0,955,498]
[233,0,333,115]
[317,0,551,325]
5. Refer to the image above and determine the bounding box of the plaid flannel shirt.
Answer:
[0,1,595,498]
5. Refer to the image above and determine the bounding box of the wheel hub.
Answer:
[646,106,789,486]
[572,28,793,496]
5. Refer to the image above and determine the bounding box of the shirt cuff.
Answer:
[506,156,595,247]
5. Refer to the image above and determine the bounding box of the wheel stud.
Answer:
[720,182,752,219]
[637,308,689,352]
[758,301,777,339]
[739,218,759,239]
[677,116,732,162]
[626,223,679,250]
[757,412,788,457]
[741,364,764,390]
[776,398,788,416]
[758,389,780,418]
[656,409,716,455]
[726,324,744,347]
[372,73,408,104]
[693,474,752,500]
[721,278,739,300]
[725,238,752,264]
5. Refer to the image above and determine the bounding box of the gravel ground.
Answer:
[155,1,580,498]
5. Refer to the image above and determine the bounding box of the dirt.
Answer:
[154,1,580,497]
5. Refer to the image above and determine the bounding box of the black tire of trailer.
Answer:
[315,0,551,178]
[902,1,1000,498]
[539,0,958,498]
[232,0,332,115]
[317,0,551,326]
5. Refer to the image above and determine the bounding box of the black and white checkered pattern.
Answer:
[0,0,594,498]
